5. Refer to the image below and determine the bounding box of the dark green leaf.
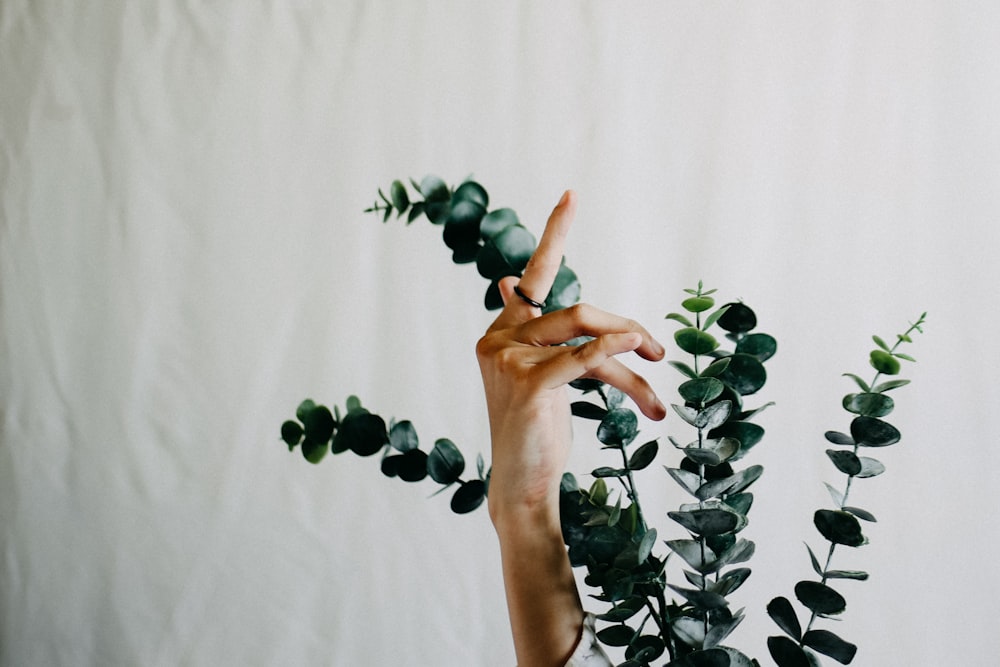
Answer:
[484,280,505,310]
[767,596,802,641]
[571,401,608,420]
[815,509,867,546]
[380,454,400,477]
[625,634,666,662]
[665,312,695,327]
[826,449,862,476]
[843,506,877,522]
[794,580,846,615]
[598,408,639,446]
[719,353,767,396]
[735,332,777,362]
[666,467,702,497]
[850,416,900,447]
[332,412,387,457]
[696,400,733,430]
[667,585,729,610]
[595,624,634,647]
[628,440,659,471]
[589,478,609,505]
[544,263,581,313]
[301,438,328,464]
[345,395,364,413]
[843,392,894,418]
[678,648,732,667]
[427,438,465,484]
[389,420,418,452]
[479,207,519,240]
[491,223,537,272]
[295,399,316,422]
[708,421,765,458]
[722,492,754,517]
[717,302,757,334]
[665,538,717,573]
[280,420,303,448]
[397,448,428,482]
[302,404,335,443]
[802,629,858,664]
[712,567,751,597]
[450,479,486,514]
[806,543,824,577]
[671,616,706,650]
[407,201,424,223]
[679,377,725,404]
[597,597,645,622]
[672,404,700,426]
[824,430,855,446]
[592,466,628,478]
[683,438,740,467]
[637,527,657,562]
[768,635,810,667]
[452,180,488,207]
[443,200,485,251]
[700,357,731,378]
[418,174,449,201]
[825,569,869,581]
[669,507,746,536]
[389,180,409,212]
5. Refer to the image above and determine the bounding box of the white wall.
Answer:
[2,2,998,665]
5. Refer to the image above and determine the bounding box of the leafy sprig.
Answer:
[766,313,926,666]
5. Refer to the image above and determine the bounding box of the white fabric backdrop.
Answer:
[3,2,998,665]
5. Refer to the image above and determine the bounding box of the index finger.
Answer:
[515,190,577,305]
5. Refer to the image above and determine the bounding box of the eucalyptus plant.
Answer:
[277,175,924,666]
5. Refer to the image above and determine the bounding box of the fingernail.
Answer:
[557,190,570,207]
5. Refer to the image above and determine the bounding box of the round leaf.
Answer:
[825,449,862,476]
[280,420,303,448]
[767,596,801,641]
[627,440,659,471]
[333,412,388,457]
[301,438,328,464]
[843,392,895,417]
[452,180,488,208]
[802,629,858,664]
[717,302,757,333]
[428,438,465,484]
[674,327,719,355]
[735,332,777,361]
[869,349,901,375]
[682,296,715,313]
[442,199,485,251]
[719,353,767,395]
[597,408,639,446]
[679,377,725,404]
[389,179,409,212]
[794,580,846,615]
[450,479,486,514]
[302,405,335,444]
[490,223,537,272]
[669,507,746,536]
[814,509,867,547]
[389,420,418,452]
[767,636,810,667]
[479,207,519,240]
[850,416,901,447]
[397,448,428,482]
[543,263,581,312]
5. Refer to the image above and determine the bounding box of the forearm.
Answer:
[493,503,584,667]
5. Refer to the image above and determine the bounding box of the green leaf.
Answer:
[719,353,767,395]
[843,506,877,522]
[665,312,695,327]
[452,180,488,208]
[595,624,634,647]
[389,420,418,452]
[671,616,706,649]
[665,538,717,573]
[666,467,702,497]
[679,377,725,404]
[700,357,731,378]
[669,507,747,536]
[627,440,659,471]
[476,224,535,279]
[767,636,811,667]
[427,438,465,484]
[717,302,757,334]
[856,456,886,478]
[794,580,846,615]
[825,569,869,581]
[683,437,740,467]
[479,207,519,240]
[767,596,802,641]
[442,199,486,252]
[894,352,916,362]
[669,360,699,379]
[544,263,581,313]
[302,405,335,444]
[682,296,715,313]
[571,401,608,420]
[735,332,777,362]
[696,400,733,430]
[824,482,845,508]
[280,420,303,448]
[842,373,871,392]
[345,395,364,413]
[869,349,901,375]
[450,479,486,514]
[814,509,867,547]
[802,629,858,664]
[674,327,719,355]
[389,180,409,212]
[696,465,763,500]
[332,411,388,456]
[824,431,855,446]
[711,567,751,597]
[592,466,628,478]
[843,392,894,417]
[826,449,862,476]
[709,421,765,459]
[872,334,891,351]
[850,416,900,447]
[418,174,449,202]
[625,634,666,662]
[667,585,729,610]
[397,449,428,482]
[872,378,910,393]
[597,408,639,446]
[301,438,328,464]
[607,494,622,527]
[296,399,317,422]
[701,304,730,331]
[589,478,609,505]
[596,597,645,622]
[806,543,824,577]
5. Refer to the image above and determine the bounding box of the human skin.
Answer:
[476,190,667,666]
